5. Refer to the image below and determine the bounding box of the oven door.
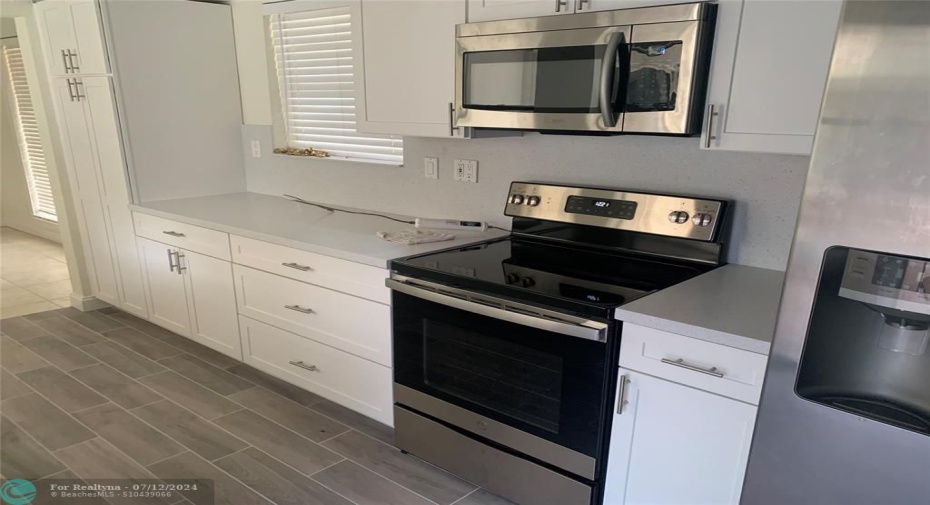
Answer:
[455,26,632,132]
[389,278,612,480]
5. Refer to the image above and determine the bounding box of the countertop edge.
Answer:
[614,309,773,355]
[129,200,505,269]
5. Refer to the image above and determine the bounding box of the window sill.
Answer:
[270,153,403,167]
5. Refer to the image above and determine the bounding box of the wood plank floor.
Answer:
[1,308,514,505]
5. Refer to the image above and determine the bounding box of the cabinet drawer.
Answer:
[619,323,767,405]
[233,265,391,367]
[240,315,393,426]
[134,213,231,260]
[231,235,389,304]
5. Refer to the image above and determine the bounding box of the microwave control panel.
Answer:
[504,182,727,242]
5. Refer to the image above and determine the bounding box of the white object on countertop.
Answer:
[376,229,455,245]
[415,218,488,231]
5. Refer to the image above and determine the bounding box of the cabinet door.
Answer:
[701,0,842,155]
[79,76,148,317]
[36,0,107,76]
[466,0,566,22]
[604,369,757,505]
[577,0,682,13]
[53,78,119,305]
[181,250,241,360]
[137,238,191,336]
[354,0,466,137]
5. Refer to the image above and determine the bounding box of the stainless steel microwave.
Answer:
[454,2,716,135]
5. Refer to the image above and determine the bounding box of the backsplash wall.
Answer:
[243,125,809,270]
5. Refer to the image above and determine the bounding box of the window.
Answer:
[3,46,56,222]
[268,6,403,165]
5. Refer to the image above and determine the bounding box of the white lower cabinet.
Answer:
[604,368,757,505]
[182,250,241,359]
[137,236,241,359]
[138,237,190,336]
[239,315,393,426]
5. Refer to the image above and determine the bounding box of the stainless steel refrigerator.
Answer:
[741,1,930,503]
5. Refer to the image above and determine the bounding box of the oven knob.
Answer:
[526,196,540,207]
[521,277,535,288]
[506,273,520,284]
[668,210,690,224]
[510,194,524,205]
[692,213,714,227]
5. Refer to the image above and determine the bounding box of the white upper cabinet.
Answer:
[354,0,473,138]
[701,0,843,155]
[604,369,758,505]
[35,0,108,76]
[467,0,568,22]
[467,0,676,22]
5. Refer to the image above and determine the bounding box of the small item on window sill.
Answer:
[376,230,455,245]
[274,146,330,158]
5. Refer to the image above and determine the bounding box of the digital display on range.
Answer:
[565,196,637,219]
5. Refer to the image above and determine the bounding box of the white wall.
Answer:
[232,1,809,271]
[0,32,61,242]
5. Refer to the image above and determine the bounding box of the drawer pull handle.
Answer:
[661,357,724,378]
[289,360,319,372]
[163,231,186,237]
[282,262,312,272]
[284,304,313,314]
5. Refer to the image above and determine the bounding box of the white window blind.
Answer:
[3,46,56,222]
[269,6,403,165]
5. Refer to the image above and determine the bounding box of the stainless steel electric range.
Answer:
[387,182,731,505]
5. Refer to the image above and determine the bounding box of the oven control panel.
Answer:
[504,182,727,242]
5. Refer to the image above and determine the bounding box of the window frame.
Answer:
[2,42,58,223]
[263,0,403,166]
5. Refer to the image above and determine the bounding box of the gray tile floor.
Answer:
[1,307,513,505]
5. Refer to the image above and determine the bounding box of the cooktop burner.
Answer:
[392,236,711,319]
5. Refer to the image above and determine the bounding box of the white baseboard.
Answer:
[68,294,111,312]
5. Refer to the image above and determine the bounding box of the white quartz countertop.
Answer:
[615,264,785,355]
[129,192,507,268]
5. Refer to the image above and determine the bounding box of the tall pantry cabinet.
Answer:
[37,0,147,315]
[34,0,244,315]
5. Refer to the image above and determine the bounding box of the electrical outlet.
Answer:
[454,159,478,183]
[250,140,262,158]
[424,157,438,179]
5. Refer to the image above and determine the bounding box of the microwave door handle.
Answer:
[599,31,625,129]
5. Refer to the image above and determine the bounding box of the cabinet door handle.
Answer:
[660,357,725,378]
[576,0,589,11]
[67,50,79,73]
[616,374,628,415]
[281,262,312,272]
[61,50,72,73]
[162,231,186,237]
[704,104,719,148]
[167,248,177,272]
[555,0,567,12]
[73,79,85,101]
[66,79,76,102]
[176,252,186,274]
[448,102,456,137]
[284,304,313,314]
[288,360,319,372]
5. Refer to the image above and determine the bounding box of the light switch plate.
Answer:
[250,140,262,158]
[424,157,438,179]
[454,159,478,183]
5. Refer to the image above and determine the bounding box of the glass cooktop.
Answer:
[391,237,711,318]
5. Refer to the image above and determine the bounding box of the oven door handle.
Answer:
[387,278,608,342]
[599,31,625,129]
